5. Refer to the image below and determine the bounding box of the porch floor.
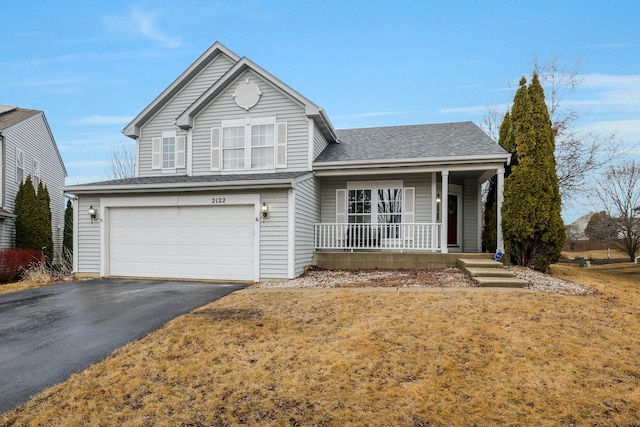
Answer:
[312,251,493,270]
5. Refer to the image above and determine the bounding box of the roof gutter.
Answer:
[65,178,297,195]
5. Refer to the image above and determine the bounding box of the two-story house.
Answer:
[65,42,510,282]
[0,105,67,259]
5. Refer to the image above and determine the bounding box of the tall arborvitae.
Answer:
[14,176,39,251]
[63,199,73,261]
[502,74,565,271]
[37,182,54,261]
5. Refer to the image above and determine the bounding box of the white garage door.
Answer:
[109,205,255,281]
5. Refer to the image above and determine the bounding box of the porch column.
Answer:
[440,170,449,253]
[496,167,505,252]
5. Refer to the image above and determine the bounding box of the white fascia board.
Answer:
[125,42,240,136]
[65,179,296,195]
[313,162,508,177]
[313,154,511,170]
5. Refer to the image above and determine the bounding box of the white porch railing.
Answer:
[314,223,442,252]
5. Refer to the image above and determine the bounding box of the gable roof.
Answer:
[175,56,338,143]
[0,106,68,176]
[313,121,510,168]
[0,106,40,131]
[123,42,241,138]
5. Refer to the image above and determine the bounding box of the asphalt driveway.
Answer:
[0,279,244,413]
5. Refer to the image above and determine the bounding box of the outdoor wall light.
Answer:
[436,193,442,203]
[88,205,98,223]
[261,202,269,219]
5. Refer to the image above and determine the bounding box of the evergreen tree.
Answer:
[63,199,73,261]
[37,182,54,261]
[14,176,40,250]
[501,74,566,271]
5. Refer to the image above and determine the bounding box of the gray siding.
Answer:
[259,189,289,279]
[192,70,310,174]
[138,54,235,176]
[320,174,433,223]
[77,196,101,274]
[462,178,480,252]
[0,114,66,260]
[313,125,329,160]
[294,176,320,276]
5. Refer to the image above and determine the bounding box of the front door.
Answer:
[447,194,458,246]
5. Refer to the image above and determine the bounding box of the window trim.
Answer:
[220,116,277,172]
[345,180,405,227]
[15,148,24,184]
[161,130,176,171]
[32,158,41,189]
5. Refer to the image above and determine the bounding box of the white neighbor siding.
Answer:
[0,113,66,258]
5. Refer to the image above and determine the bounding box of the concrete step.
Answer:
[464,267,514,278]
[457,257,527,288]
[473,276,528,288]
[457,258,504,269]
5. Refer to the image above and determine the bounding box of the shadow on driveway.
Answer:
[0,279,244,413]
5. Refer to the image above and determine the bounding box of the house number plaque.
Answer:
[211,197,227,204]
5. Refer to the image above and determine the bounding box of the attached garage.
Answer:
[108,204,256,281]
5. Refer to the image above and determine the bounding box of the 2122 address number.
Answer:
[211,197,226,204]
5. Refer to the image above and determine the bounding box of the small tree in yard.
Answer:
[14,176,40,251]
[594,161,640,261]
[14,176,54,262]
[501,75,566,272]
[585,211,617,258]
[63,199,73,262]
[36,182,54,261]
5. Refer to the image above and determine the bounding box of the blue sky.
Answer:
[2,0,639,222]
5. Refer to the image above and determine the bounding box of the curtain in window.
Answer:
[378,188,402,239]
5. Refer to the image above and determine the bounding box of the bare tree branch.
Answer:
[483,54,634,207]
[108,138,137,179]
[593,161,640,261]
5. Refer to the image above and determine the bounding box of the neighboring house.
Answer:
[0,105,67,259]
[65,42,510,282]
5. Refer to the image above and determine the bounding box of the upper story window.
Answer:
[33,159,41,188]
[152,130,185,172]
[15,149,24,184]
[162,132,176,169]
[211,117,286,172]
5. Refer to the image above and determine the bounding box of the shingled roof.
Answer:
[314,121,507,164]
[0,106,41,131]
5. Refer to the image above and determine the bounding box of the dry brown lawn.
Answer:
[2,263,640,426]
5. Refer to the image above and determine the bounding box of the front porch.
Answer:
[314,223,443,252]
[313,251,493,270]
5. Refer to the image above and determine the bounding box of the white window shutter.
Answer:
[210,127,221,171]
[404,187,415,242]
[336,189,346,223]
[176,136,186,169]
[276,122,287,168]
[151,137,161,170]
